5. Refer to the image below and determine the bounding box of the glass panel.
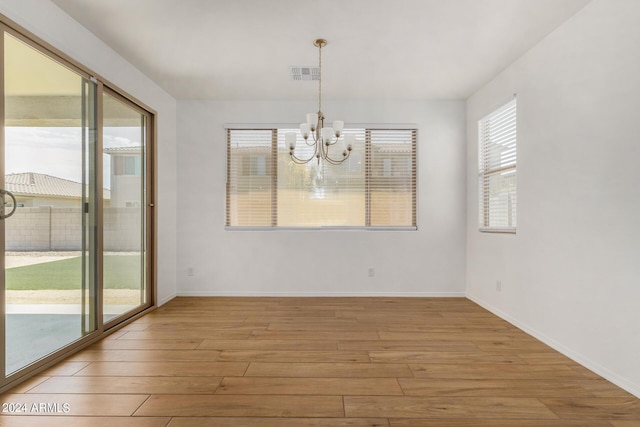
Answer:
[3,32,98,375]
[227,129,273,226]
[368,130,415,227]
[481,169,517,228]
[102,92,146,322]
[277,129,365,227]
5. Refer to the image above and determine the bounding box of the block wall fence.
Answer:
[5,207,142,251]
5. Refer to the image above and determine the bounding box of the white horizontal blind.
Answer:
[226,129,275,226]
[478,98,517,231]
[367,129,417,227]
[277,128,366,227]
[226,127,417,228]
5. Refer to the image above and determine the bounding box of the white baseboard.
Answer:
[467,292,640,399]
[176,291,466,298]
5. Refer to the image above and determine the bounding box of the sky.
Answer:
[4,126,142,189]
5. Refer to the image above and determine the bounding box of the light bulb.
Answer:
[286,132,297,150]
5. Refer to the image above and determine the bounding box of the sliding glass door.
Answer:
[103,90,150,324]
[0,25,154,388]
[2,32,98,375]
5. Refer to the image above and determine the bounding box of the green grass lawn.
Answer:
[6,255,143,290]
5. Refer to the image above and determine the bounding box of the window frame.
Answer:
[478,96,517,233]
[225,125,418,231]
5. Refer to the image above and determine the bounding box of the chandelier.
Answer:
[286,38,353,165]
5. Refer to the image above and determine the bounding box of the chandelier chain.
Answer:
[318,42,322,114]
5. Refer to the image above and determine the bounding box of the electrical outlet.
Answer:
[368,268,375,277]
[187,267,194,277]
[496,280,502,292]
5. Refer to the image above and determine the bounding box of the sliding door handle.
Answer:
[0,189,17,219]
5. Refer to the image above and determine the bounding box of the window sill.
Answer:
[225,226,418,231]
[479,227,516,234]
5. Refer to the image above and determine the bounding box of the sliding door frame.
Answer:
[102,86,155,330]
[0,13,157,393]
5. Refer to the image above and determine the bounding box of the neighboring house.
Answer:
[5,172,110,207]
[104,146,142,208]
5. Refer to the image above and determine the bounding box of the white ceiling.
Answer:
[51,0,590,101]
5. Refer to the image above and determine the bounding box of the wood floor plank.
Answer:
[337,340,478,352]
[216,377,403,395]
[389,419,614,427]
[117,330,253,340]
[334,311,445,321]
[27,376,222,394]
[6,376,51,393]
[74,361,247,377]
[91,339,203,350]
[250,309,340,317]
[409,363,589,379]
[475,340,557,353]
[40,362,91,377]
[148,310,254,318]
[0,417,171,427]
[250,330,381,341]
[132,315,250,324]
[379,323,513,331]
[344,396,559,419]
[378,331,516,342]
[541,398,640,420]
[67,350,221,362]
[609,421,640,427]
[198,339,338,351]
[144,322,269,332]
[369,351,525,364]
[245,362,413,378]
[168,418,389,427]
[266,304,366,311]
[399,378,598,397]
[218,350,370,363]
[266,320,377,331]
[516,352,577,365]
[579,379,640,399]
[134,395,344,417]
[0,394,148,416]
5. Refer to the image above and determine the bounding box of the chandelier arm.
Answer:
[289,152,316,164]
[322,155,349,166]
[290,133,322,164]
[319,139,351,165]
[323,148,351,165]
[325,137,342,146]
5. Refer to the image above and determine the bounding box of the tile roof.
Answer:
[5,173,111,199]
[104,146,142,154]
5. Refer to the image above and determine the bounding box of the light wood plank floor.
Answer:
[2,297,639,426]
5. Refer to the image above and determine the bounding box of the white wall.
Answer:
[466,0,640,397]
[0,0,178,305]
[177,99,466,296]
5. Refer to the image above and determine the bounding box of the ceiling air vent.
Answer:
[290,66,320,81]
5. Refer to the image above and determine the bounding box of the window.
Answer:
[367,129,417,227]
[113,156,142,176]
[226,129,276,226]
[478,97,517,232]
[226,127,417,229]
